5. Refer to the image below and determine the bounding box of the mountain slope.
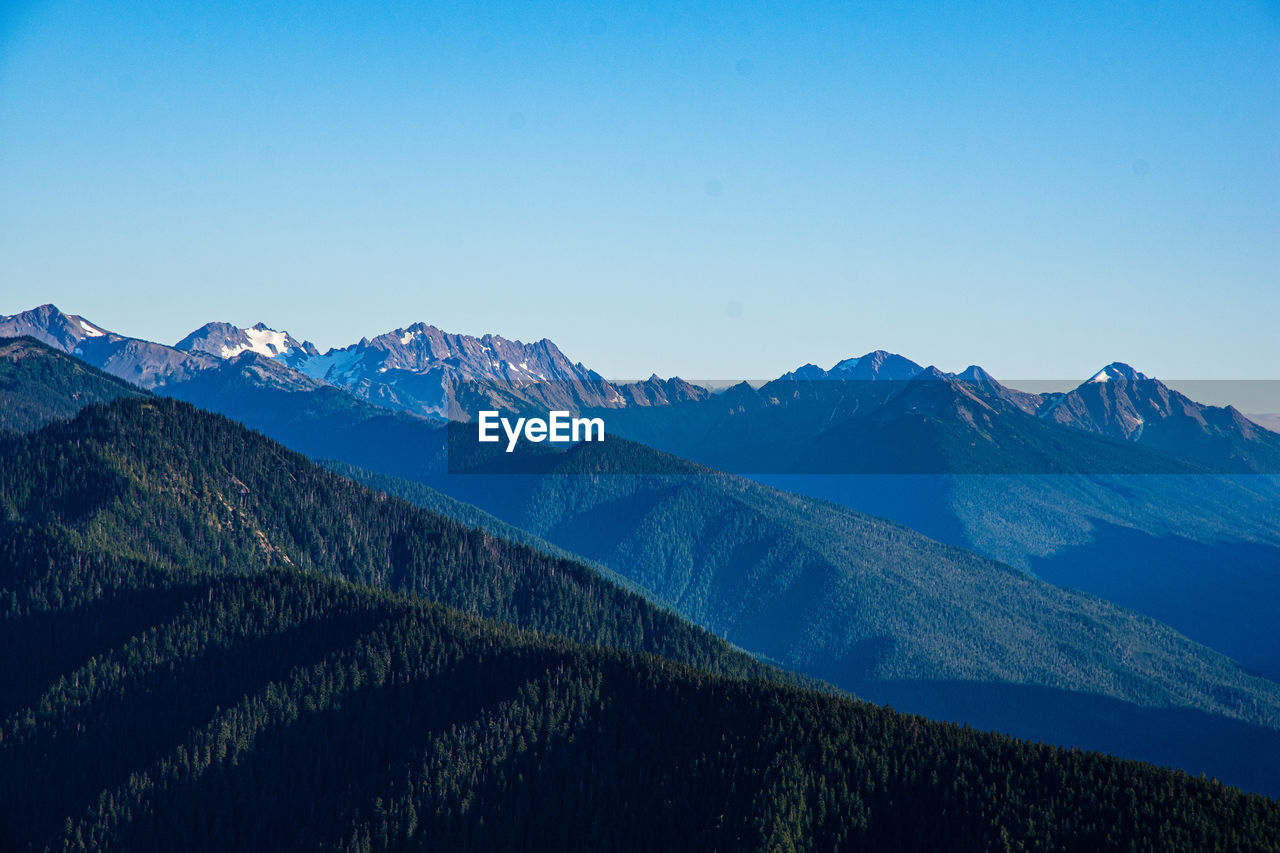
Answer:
[1042,363,1280,473]
[0,396,792,689]
[780,350,926,382]
[0,337,143,433]
[7,560,1277,850]
[359,437,1280,794]
[0,303,111,351]
[0,305,218,388]
[161,351,453,481]
[320,458,654,599]
[594,357,1280,689]
[175,320,318,360]
[288,320,709,419]
[793,374,1207,474]
[0,313,455,482]
[172,316,710,419]
[754,472,1280,679]
[604,355,1280,475]
[1,306,710,425]
[601,370,1210,475]
[429,435,1280,723]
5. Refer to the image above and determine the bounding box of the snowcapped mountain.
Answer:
[288,322,599,390]
[259,321,709,419]
[7,305,1272,469]
[1040,362,1155,440]
[1039,362,1280,471]
[1083,363,1151,385]
[0,306,708,420]
[0,304,219,387]
[0,303,110,350]
[176,321,318,361]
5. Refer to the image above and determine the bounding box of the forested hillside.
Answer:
[431,435,1280,726]
[425,434,1280,794]
[321,459,652,597]
[0,337,141,433]
[759,471,1280,682]
[0,397,784,685]
[4,536,1278,850]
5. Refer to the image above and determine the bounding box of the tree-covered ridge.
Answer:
[320,458,657,599]
[3,556,1278,851]
[0,337,142,434]
[424,436,1280,732]
[0,396,786,687]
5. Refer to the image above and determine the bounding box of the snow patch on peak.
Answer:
[295,347,366,383]
[245,326,291,356]
[1087,363,1150,385]
[78,318,105,338]
[219,326,294,359]
[516,360,546,380]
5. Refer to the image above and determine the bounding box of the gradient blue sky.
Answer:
[2,0,1277,380]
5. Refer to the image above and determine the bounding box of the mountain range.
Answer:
[4,303,1280,797]
[600,352,1280,475]
[4,357,1275,848]
[0,306,705,420]
[7,305,1275,474]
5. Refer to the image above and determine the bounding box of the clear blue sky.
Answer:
[2,0,1277,380]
